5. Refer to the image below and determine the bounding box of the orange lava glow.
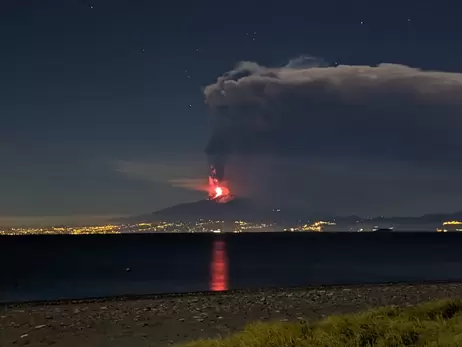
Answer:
[210,240,228,291]
[208,176,230,201]
[213,185,230,199]
[214,186,223,198]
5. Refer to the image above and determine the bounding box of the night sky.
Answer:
[2,0,462,225]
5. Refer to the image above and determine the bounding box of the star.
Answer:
[360,21,364,25]
[188,104,192,108]
[89,4,94,9]
[407,18,412,22]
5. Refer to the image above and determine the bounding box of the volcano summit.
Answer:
[124,197,261,223]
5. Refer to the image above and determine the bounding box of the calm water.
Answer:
[1,232,462,303]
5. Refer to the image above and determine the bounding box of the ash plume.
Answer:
[204,60,462,165]
[202,58,462,215]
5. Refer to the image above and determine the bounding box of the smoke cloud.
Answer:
[205,61,462,163]
[203,60,462,215]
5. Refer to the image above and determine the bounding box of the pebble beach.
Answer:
[2,283,462,347]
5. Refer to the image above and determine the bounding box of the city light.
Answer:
[284,220,336,232]
[442,221,462,226]
[0,220,278,235]
[0,219,358,235]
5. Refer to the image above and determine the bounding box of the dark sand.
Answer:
[2,283,462,347]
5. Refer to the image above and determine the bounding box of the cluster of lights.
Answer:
[0,220,278,235]
[232,220,272,233]
[436,221,462,232]
[284,220,336,232]
[442,221,462,226]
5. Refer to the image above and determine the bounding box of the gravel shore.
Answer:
[2,283,462,347]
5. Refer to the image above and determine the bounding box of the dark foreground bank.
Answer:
[2,283,462,347]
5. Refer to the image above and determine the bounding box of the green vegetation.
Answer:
[180,299,462,347]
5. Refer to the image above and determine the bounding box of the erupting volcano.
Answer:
[208,165,233,203]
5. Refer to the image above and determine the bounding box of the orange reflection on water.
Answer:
[210,240,228,291]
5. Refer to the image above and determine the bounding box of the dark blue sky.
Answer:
[2,0,462,224]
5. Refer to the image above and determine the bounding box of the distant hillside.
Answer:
[378,211,462,224]
[152,198,256,220]
[117,198,269,223]
[113,200,462,225]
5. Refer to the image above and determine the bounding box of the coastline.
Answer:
[4,279,462,307]
[2,282,462,346]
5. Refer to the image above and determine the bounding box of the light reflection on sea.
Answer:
[210,240,228,291]
[2,232,462,303]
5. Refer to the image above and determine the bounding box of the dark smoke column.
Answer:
[206,131,230,182]
[209,162,225,182]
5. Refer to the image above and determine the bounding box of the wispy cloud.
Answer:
[114,160,208,192]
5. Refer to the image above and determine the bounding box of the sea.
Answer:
[1,232,462,303]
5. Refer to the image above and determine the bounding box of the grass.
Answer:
[179,299,462,346]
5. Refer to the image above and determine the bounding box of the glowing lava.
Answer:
[208,166,231,202]
[215,186,223,198]
[209,180,230,200]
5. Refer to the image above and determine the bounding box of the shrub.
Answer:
[179,299,462,347]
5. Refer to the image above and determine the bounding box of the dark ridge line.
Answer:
[3,279,462,307]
